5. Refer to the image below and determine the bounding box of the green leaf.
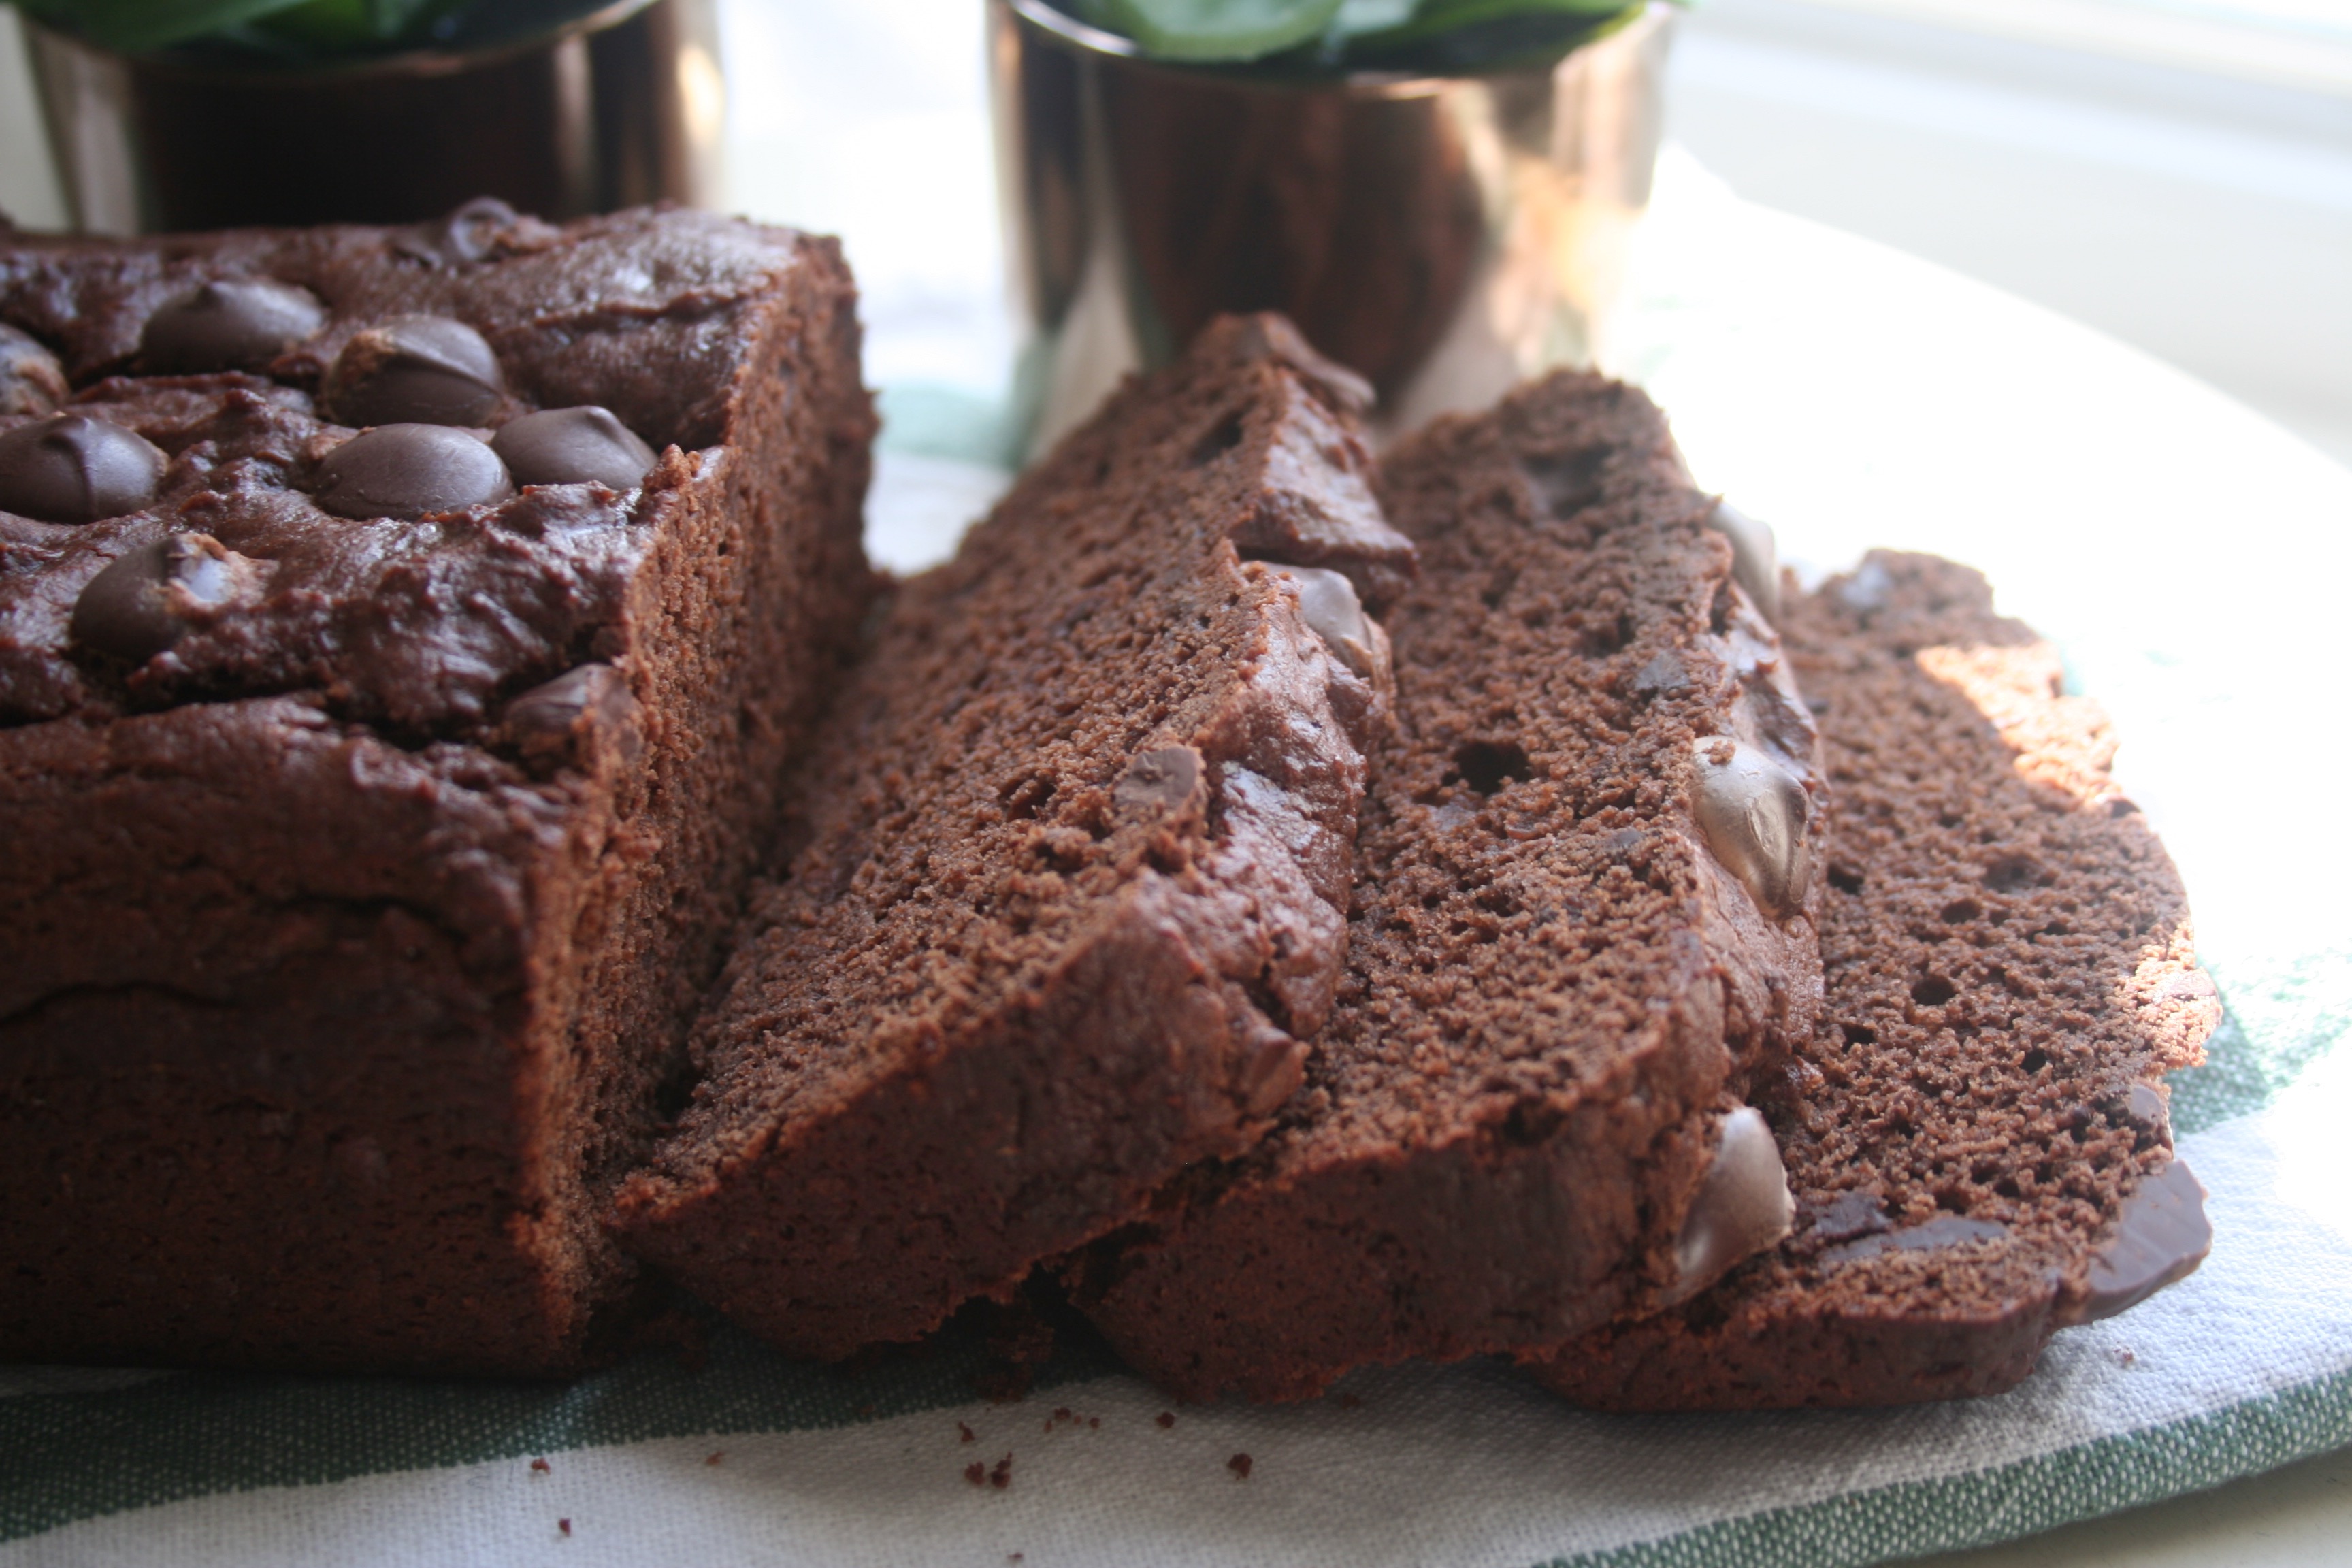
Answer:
[16,0,320,53]
[246,0,451,49]
[1327,0,1416,36]
[1344,0,1627,52]
[1096,0,1346,60]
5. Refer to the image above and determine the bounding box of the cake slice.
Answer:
[1528,552,2217,1409]
[608,314,1416,1359]
[1068,370,1829,1403]
[0,201,872,1374]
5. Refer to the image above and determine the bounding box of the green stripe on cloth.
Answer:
[1549,1367,2352,1568]
[0,1318,1119,1544]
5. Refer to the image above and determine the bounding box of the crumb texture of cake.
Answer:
[1070,370,1828,1403]
[609,314,1413,1360]
[1529,551,2219,1411]
[0,201,874,1374]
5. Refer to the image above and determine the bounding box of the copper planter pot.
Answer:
[25,0,723,234]
[990,0,1674,447]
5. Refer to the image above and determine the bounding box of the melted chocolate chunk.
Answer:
[138,280,325,374]
[1665,1107,1795,1304]
[1114,745,1205,817]
[0,414,165,523]
[502,662,642,768]
[1707,502,1780,623]
[491,406,657,491]
[0,324,69,416]
[312,423,514,520]
[1271,564,1375,678]
[323,316,504,428]
[1688,735,1812,920]
[69,534,235,663]
[2072,1158,2210,1323]
[1822,1213,2008,1266]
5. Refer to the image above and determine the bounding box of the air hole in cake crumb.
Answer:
[1000,774,1056,821]
[1520,446,1607,517]
[1481,567,1518,608]
[1827,865,1865,895]
[1452,741,1531,796]
[1942,899,1981,924]
[1191,412,1245,466]
[1840,1022,1876,1046]
[1984,856,2041,892]
[1501,1098,1565,1145]
[2021,1049,2050,1073]
[1911,977,1957,1007]
[1580,613,1635,656]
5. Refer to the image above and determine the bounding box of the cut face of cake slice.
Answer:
[1527,552,2218,1411]
[1068,370,1829,1403]
[608,314,1416,1358]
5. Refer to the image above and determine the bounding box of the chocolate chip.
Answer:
[1823,1213,2008,1266]
[1115,745,1204,817]
[1271,564,1375,677]
[2069,1159,2210,1324]
[491,406,657,491]
[69,534,233,663]
[503,662,642,768]
[1664,1107,1795,1304]
[0,414,165,523]
[313,424,513,519]
[323,316,504,428]
[139,279,325,373]
[1689,736,1812,919]
[391,196,521,267]
[1806,1190,1891,1245]
[0,324,69,417]
[1237,1031,1307,1119]
[1706,502,1779,621]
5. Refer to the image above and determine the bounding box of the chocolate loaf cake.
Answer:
[1529,552,2217,1410]
[609,314,1415,1360]
[1069,370,1829,1403]
[0,200,873,1374]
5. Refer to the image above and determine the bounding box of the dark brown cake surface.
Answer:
[608,314,1414,1360]
[0,201,874,1374]
[1069,370,1828,1403]
[1528,551,2218,1411]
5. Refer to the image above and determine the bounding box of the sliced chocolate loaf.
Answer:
[1068,371,1828,1403]
[0,201,872,1374]
[608,315,1415,1359]
[1529,552,2217,1410]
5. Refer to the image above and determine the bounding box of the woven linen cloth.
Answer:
[3,153,2348,1567]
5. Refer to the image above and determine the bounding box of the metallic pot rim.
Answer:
[1004,0,1627,99]
[22,0,661,84]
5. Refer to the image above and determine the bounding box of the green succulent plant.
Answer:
[1064,0,1647,67]
[17,0,472,55]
